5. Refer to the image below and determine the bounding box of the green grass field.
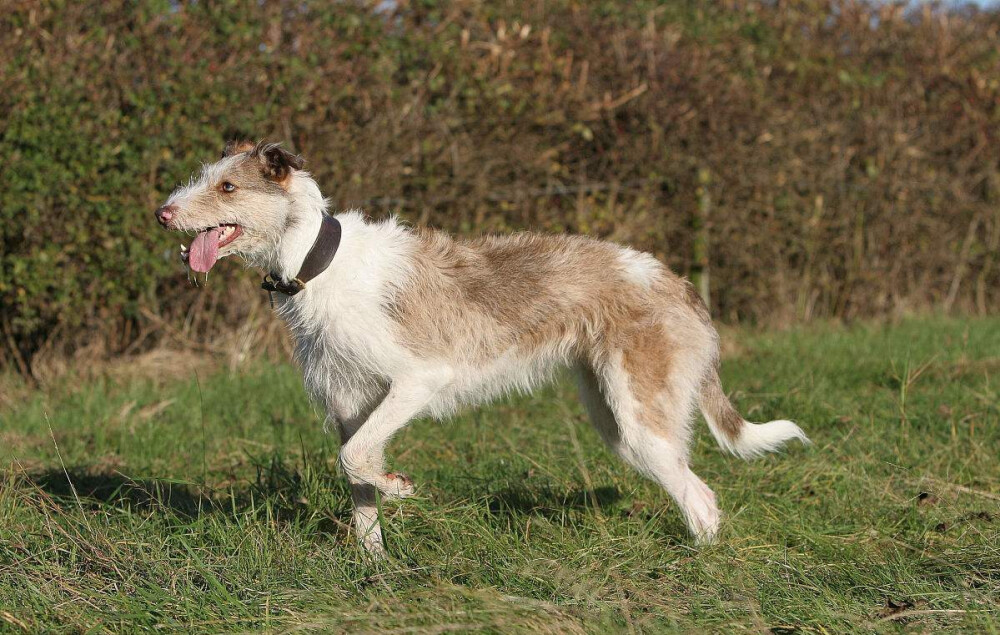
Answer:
[1,318,998,633]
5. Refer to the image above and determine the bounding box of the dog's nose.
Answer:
[155,204,176,227]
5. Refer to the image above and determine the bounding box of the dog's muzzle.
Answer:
[155,204,177,228]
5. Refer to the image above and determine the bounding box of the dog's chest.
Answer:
[278,289,398,407]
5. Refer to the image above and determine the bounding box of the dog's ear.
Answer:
[254,142,305,183]
[222,139,255,158]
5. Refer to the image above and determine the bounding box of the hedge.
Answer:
[2,0,998,374]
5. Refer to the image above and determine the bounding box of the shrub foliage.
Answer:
[2,1,999,372]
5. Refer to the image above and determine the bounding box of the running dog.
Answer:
[155,140,809,555]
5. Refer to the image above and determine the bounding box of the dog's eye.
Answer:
[221,181,236,193]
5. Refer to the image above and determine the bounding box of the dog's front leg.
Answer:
[333,398,387,557]
[335,414,386,557]
[338,372,449,554]
[345,481,385,557]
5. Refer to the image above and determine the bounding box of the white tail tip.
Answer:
[732,419,810,460]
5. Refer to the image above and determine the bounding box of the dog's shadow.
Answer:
[29,469,219,516]
[474,481,692,546]
[28,466,621,514]
[479,483,622,520]
[24,461,651,540]
[23,454,354,534]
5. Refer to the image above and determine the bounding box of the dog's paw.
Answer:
[339,451,416,499]
[376,472,416,499]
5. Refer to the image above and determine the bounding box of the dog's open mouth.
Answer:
[182,224,243,273]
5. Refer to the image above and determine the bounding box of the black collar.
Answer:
[262,215,342,297]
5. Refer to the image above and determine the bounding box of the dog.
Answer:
[155,140,809,555]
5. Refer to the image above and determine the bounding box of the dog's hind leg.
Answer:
[576,330,721,543]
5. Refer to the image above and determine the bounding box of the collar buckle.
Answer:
[261,274,306,296]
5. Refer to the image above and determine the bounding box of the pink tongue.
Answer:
[188,227,222,273]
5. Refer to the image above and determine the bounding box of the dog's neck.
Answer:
[268,173,329,281]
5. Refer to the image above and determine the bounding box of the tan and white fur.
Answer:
[156,141,809,556]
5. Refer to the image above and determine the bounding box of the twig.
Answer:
[584,82,649,119]
[0,611,29,631]
[923,477,1000,501]
[944,214,981,312]
[1,317,32,380]
[878,609,967,623]
[557,402,600,513]
[45,414,88,525]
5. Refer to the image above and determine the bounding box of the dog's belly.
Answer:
[283,296,573,424]
[424,348,568,420]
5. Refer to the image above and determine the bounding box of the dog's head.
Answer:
[155,140,305,273]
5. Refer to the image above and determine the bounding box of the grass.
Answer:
[1,317,998,633]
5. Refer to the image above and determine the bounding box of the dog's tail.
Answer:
[698,368,809,459]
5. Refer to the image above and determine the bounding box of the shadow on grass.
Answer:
[21,452,354,535]
[483,483,622,518]
[477,481,691,544]
[23,459,680,543]
[29,468,216,516]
